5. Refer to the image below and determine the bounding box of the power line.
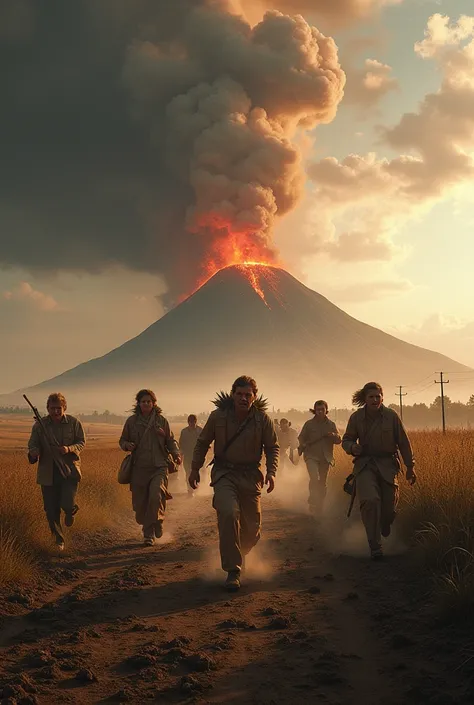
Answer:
[395,385,407,420]
[404,373,438,393]
[435,372,450,434]
[408,381,437,396]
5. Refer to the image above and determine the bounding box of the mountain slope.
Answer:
[5,265,470,410]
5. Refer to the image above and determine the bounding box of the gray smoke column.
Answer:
[0,0,345,300]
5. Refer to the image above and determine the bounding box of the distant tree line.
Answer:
[273,395,474,431]
[2,395,474,430]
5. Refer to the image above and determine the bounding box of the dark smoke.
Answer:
[0,0,344,301]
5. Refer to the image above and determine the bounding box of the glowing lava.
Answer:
[181,232,282,306]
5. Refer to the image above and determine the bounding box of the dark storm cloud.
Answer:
[0,0,344,300]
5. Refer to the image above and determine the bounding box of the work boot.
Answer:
[225,570,241,592]
[65,504,79,527]
[143,525,155,546]
[370,547,384,561]
[155,521,163,539]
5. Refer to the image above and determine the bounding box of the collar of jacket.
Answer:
[136,411,156,426]
[45,414,69,424]
[364,405,385,419]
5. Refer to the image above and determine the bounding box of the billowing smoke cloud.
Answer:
[0,0,345,301]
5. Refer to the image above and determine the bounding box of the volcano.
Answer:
[7,265,471,411]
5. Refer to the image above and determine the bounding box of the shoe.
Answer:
[143,537,155,546]
[56,541,65,552]
[381,523,391,538]
[225,571,241,592]
[65,504,79,527]
[155,522,163,539]
[371,547,384,561]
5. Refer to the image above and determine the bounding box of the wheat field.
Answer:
[1,427,473,612]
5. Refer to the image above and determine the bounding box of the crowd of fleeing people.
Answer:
[27,377,416,591]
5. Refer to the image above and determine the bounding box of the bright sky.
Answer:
[1,0,473,399]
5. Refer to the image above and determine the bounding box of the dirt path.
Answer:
[0,488,472,704]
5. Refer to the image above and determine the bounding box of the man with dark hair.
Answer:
[342,382,416,560]
[27,393,86,551]
[189,375,279,591]
[298,400,341,518]
[179,414,203,497]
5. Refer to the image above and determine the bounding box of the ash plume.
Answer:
[0,0,345,300]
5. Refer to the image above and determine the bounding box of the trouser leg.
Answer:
[306,459,326,513]
[132,470,168,538]
[357,466,382,550]
[184,461,193,494]
[60,480,78,516]
[41,483,64,544]
[213,476,242,573]
[239,485,262,556]
[315,462,330,515]
[381,478,399,532]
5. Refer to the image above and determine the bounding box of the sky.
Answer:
[1,0,473,402]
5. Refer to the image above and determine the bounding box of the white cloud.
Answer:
[305,13,474,263]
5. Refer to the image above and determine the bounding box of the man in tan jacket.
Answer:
[298,400,341,518]
[342,382,417,560]
[27,392,86,551]
[189,375,279,591]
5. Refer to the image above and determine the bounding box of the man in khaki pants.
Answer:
[298,400,341,518]
[189,375,279,591]
[342,382,417,560]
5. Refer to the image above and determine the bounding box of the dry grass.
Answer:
[0,448,130,588]
[1,430,474,615]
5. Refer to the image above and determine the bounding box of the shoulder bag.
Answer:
[118,412,155,485]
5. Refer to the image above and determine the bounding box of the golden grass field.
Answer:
[1,415,473,613]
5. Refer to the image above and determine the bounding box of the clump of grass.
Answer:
[0,448,130,587]
[0,529,37,585]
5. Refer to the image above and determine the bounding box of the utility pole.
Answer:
[396,386,407,420]
[435,371,450,434]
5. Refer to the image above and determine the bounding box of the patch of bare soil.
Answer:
[1,491,472,704]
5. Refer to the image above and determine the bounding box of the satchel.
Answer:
[118,454,133,484]
[118,412,155,485]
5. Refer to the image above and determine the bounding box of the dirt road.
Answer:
[0,482,472,704]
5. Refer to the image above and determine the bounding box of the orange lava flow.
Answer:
[181,232,282,305]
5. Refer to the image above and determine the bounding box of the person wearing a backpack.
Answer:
[189,375,279,591]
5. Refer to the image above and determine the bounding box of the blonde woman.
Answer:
[120,389,181,545]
